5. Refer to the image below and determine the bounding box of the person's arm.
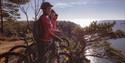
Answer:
[40,16,62,41]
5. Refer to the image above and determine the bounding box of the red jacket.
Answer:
[39,15,53,42]
[51,16,60,32]
[51,16,56,29]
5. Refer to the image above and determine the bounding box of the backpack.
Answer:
[32,19,44,41]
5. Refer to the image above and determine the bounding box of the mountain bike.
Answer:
[8,33,70,63]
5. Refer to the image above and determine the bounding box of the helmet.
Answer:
[41,2,53,9]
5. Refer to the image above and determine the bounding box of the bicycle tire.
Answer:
[26,43,38,63]
[9,45,35,63]
[9,45,28,52]
[9,45,35,55]
[0,52,29,63]
[60,37,70,47]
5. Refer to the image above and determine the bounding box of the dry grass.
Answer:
[0,40,25,63]
[0,36,19,41]
[0,57,6,63]
[0,40,24,54]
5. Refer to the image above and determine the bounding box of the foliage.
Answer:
[57,20,125,63]
[9,0,30,4]
[72,21,125,63]
[0,0,30,21]
[3,21,28,37]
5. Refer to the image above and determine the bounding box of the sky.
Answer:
[19,0,125,27]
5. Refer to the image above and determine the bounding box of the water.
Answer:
[86,56,114,63]
[108,38,125,54]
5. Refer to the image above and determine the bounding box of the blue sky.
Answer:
[19,0,125,27]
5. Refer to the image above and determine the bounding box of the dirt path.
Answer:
[0,40,24,54]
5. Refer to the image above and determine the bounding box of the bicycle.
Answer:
[8,33,70,63]
[9,33,69,53]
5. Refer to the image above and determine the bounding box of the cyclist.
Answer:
[50,9,60,33]
[34,2,62,63]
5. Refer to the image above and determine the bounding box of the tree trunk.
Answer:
[0,0,3,34]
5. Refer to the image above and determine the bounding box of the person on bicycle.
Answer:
[39,2,61,43]
[36,2,62,63]
[50,9,60,33]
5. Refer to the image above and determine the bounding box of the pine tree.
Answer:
[0,0,30,34]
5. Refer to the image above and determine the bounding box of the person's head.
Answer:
[55,12,58,19]
[50,10,55,18]
[50,9,58,19]
[41,2,53,15]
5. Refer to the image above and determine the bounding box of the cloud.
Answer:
[55,3,73,8]
[54,0,103,8]
[54,2,88,8]
[54,0,125,8]
[70,2,88,5]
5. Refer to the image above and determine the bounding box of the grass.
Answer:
[0,36,19,41]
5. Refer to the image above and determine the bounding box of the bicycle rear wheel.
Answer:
[9,44,37,63]
[0,52,29,63]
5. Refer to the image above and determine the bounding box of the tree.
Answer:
[0,0,4,33]
[72,21,125,63]
[0,0,30,34]
[30,0,43,21]
[18,0,44,32]
[3,20,27,37]
[59,21,125,63]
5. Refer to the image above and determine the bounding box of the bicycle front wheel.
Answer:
[60,37,70,47]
